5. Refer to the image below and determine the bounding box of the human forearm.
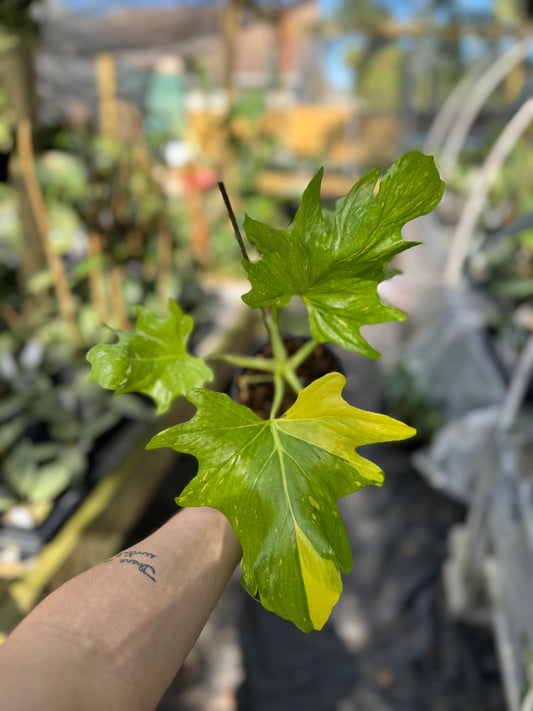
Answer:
[0,506,242,711]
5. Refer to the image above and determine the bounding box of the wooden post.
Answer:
[108,265,130,331]
[223,0,240,101]
[96,52,117,139]
[87,231,109,326]
[0,28,37,125]
[156,225,173,306]
[0,26,47,284]
[16,119,79,340]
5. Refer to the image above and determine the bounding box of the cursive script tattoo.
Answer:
[119,558,157,581]
[115,550,156,560]
[107,550,157,581]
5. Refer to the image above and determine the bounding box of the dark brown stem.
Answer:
[218,181,250,262]
[218,180,271,338]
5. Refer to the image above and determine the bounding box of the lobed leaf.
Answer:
[148,372,415,631]
[87,299,213,414]
[242,150,444,358]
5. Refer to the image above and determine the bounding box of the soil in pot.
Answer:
[234,337,341,419]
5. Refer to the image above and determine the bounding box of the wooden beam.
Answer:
[317,19,527,40]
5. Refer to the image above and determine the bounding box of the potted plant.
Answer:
[87,150,444,632]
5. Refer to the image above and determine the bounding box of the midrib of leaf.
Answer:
[305,188,391,274]
[132,352,184,362]
[288,234,397,297]
[269,421,341,629]
[270,422,297,529]
[245,428,277,494]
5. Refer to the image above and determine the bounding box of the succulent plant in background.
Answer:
[0,327,153,524]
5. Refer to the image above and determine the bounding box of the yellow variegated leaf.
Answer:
[148,372,415,631]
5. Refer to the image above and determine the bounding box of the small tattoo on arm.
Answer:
[115,550,156,560]
[119,558,157,581]
[107,550,157,582]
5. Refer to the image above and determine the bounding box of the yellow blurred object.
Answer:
[96,52,117,140]
[186,102,400,170]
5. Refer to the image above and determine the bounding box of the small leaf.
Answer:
[0,395,25,422]
[28,447,86,503]
[87,299,213,414]
[4,441,37,501]
[27,460,74,503]
[3,442,84,503]
[0,416,26,454]
[242,151,444,357]
[148,373,415,631]
[81,411,122,442]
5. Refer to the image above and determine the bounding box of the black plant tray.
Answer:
[0,487,88,557]
[0,418,150,559]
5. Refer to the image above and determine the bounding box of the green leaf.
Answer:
[242,151,444,357]
[27,462,73,504]
[0,416,26,454]
[4,441,37,501]
[148,372,415,631]
[0,492,17,513]
[0,395,25,422]
[87,299,213,414]
[3,442,85,503]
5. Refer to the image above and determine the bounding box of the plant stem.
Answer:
[265,307,288,364]
[205,353,276,372]
[270,371,285,419]
[284,338,321,395]
[289,338,319,371]
[238,374,274,386]
[217,182,306,410]
[264,307,307,410]
[284,369,303,395]
[218,181,250,263]
[263,310,287,418]
[217,181,271,338]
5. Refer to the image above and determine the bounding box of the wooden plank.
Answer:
[320,19,525,40]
